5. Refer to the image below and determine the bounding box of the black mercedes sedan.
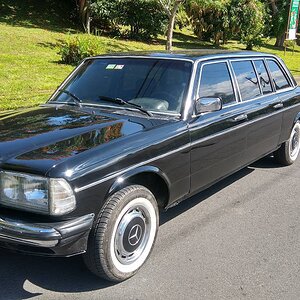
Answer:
[0,50,299,282]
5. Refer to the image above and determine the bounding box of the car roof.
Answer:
[91,49,277,63]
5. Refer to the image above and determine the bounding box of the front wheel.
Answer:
[83,185,159,282]
[274,121,300,165]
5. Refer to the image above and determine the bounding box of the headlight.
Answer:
[0,171,76,215]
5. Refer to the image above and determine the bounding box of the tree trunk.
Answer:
[86,16,91,34]
[246,43,253,50]
[269,0,286,48]
[166,2,181,51]
[78,0,90,33]
[269,0,278,15]
[275,33,285,47]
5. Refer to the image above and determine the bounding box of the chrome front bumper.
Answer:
[0,213,95,255]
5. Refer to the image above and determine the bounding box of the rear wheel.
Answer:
[83,185,159,282]
[274,121,300,165]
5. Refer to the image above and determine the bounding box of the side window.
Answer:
[267,59,291,90]
[231,60,261,101]
[253,60,272,95]
[199,62,236,105]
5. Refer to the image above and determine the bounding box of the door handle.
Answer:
[273,102,283,109]
[231,114,248,122]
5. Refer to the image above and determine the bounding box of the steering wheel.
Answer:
[151,91,178,110]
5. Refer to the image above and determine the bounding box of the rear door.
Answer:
[189,60,248,193]
[230,59,283,163]
[266,58,297,143]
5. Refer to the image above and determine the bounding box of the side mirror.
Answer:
[195,97,222,115]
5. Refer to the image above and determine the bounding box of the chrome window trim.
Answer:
[194,54,295,87]
[182,60,199,120]
[194,53,278,65]
[86,55,195,63]
[188,55,297,119]
[263,57,276,92]
[196,60,239,107]
[230,59,263,102]
[265,58,294,90]
[252,60,263,95]
[255,58,276,94]
[226,57,296,104]
[75,100,300,193]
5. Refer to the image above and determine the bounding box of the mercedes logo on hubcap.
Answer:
[128,224,143,246]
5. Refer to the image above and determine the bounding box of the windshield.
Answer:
[49,58,193,114]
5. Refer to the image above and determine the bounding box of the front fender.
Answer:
[107,165,171,197]
[294,112,300,125]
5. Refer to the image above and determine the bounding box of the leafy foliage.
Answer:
[270,0,289,37]
[90,0,120,32]
[89,0,167,39]
[229,0,268,50]
[186,0,231,46]
[268,0,290,46]
[59,36,99,65]
[176,5,190,30]
[118,0,168,40]
[186,0,268,49]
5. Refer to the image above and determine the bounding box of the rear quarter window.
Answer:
[266,59,291,90]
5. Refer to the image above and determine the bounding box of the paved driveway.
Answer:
[1,156,300,300]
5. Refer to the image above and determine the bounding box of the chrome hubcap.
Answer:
[114,205,150,265]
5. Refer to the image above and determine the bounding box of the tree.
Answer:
[230,0,268,50]
[158,0,185,50]
[186,0,230,46]
[269,0,290,47]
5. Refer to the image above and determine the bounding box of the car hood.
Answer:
[0,105,157,174]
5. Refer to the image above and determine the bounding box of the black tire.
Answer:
[274,121,300,166]
[83,185,159,282]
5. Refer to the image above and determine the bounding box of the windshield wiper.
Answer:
[98,95,153,117]
[58,89,82,107]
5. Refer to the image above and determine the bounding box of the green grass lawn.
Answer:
[0,21,300,111]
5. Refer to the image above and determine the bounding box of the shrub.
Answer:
[59,36,99,65]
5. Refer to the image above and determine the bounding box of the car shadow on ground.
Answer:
[250,155,286,169]
[0,251,116,299]
[0,163,264,299]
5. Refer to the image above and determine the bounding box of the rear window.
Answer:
[199,62,236,105]
[267,60,291,90]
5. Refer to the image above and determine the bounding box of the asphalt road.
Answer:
[1,156,300,300]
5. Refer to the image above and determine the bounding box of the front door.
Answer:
[189,61,248,193]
